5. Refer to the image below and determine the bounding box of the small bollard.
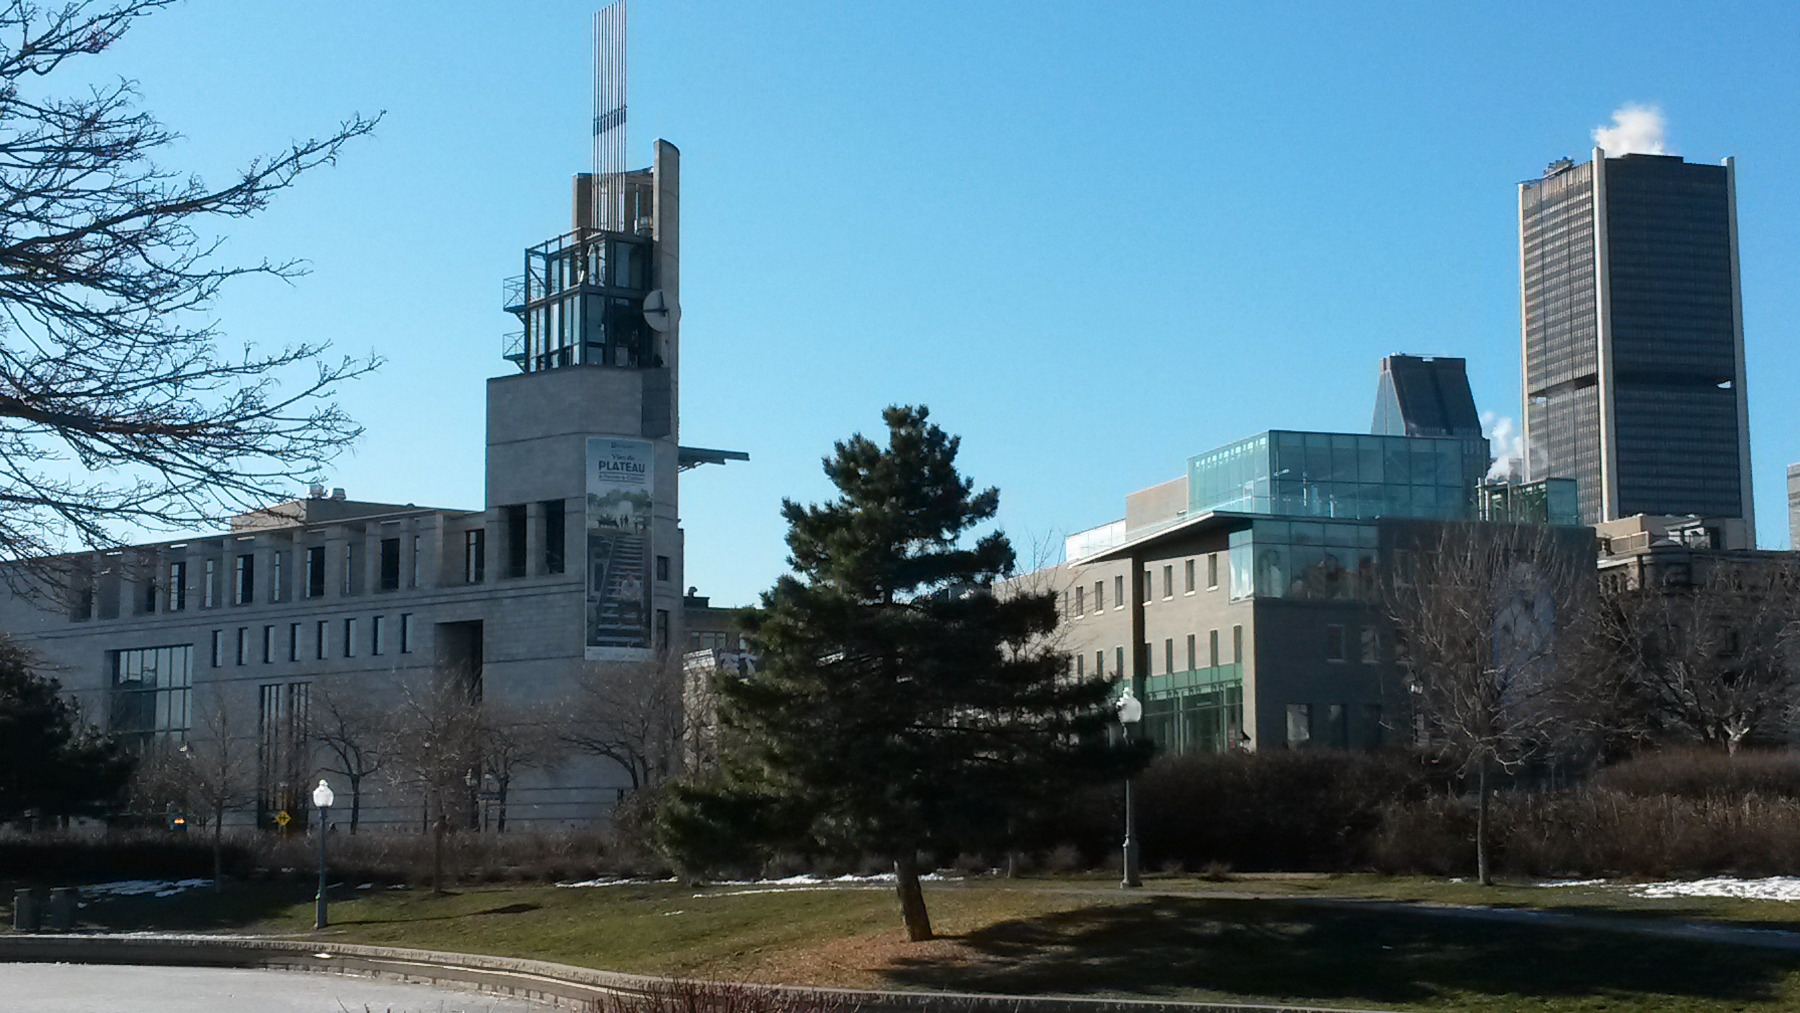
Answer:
[47,887,77,931]
[12,888,41,932]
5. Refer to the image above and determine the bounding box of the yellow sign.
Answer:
[274,810,291,828]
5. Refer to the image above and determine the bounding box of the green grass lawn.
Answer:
[25,874,1800,1013]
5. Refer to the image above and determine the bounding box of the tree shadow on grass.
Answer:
[883,896,1800,1008]
[73,880,306,933]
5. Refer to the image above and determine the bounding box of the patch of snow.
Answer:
[554,877,678,888]
[1535,879,1610,888]
[355,883,374,890]
[1631,877,1800,902]
[80,879,212,899]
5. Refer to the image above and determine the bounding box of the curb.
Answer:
[0,933,1391,1013]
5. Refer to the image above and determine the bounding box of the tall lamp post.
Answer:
[312,778,334,930]
[1116,686,1143,888]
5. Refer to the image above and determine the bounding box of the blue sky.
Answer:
[81,1,1800,605]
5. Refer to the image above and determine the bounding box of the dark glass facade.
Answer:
[1520,153,1748,527]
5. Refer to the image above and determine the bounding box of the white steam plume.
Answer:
[1482,411,1524,482]
[1593,103,1668,156]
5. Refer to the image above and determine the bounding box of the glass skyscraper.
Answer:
[1519,150,1753,538]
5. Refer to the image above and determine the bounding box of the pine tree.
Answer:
[0,637,132,824]
[660,405,1137,941]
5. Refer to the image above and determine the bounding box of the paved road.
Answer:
[0,963,555,1012]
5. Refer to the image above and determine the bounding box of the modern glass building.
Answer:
[1188,430,1492,522]
[1519,151,1752,539]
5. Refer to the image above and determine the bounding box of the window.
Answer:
[543,500,565,575]
[1324,704,1348,748]
[270,551,284,603]
[410,534,422,588]
[262,625,274,664]
[343,618,357,658]
[656,555,671,581]
[1164,638,1174,675]
[1360,627,1379,664]
[400,613,414,654]
[342,543,356,594]
[1208,553,1220,590]
[305,546,326,598]
[1362,704,1384,749]
[168,561,188,611]
[379,538,401,591]
[233,553,255,605]
[1233,625,1243,664]
[1115,646,1124,677]
[1094,580,1104,612]
[140,572,158,614]
[1186,633,1196,670]
[372,615,386,655]
[109,645,193,748]
[1141,570,1152,605]
[203,559,217,608]
[656,608,670,650]
[1095,650,1104,677]
[288,623,300,662]
[504,504,527,578]
[1326,624,1346,662]
[257,681,311,817]
[315,620,328,660]
[1184,559,1196,594]
[210,630,223,668]
[1286,704,1312,748]
[1162,565,1173,599]
[235,627,247,666]
[1210,629,1220,668]
[1076,654,1085,677]
[1074,586,1085,615]
[464,529,485,583]
[1114,575,1124,608]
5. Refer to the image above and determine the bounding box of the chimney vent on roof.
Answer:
[308,484,326,499]
[330,487,346,501]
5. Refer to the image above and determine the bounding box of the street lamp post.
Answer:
[312,778,334,930]
[1116,686,1143,889]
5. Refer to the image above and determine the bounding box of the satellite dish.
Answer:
[642,289,679,332]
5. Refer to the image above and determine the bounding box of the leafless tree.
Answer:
[1383,523,1592,885]
[478,700,556,833]
[560,656,689,792]
[308,680,389,834]
[1589,558,1800,756]
[383,669,483,893]
[0,1,380,574]
[126,692,257,890]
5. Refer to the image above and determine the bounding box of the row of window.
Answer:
[1073,625,1245,679]
[1069,555,1222,617]
[1285,702,1383,750]
[208,613,415,668]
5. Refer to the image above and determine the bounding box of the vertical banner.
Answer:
[585,437,654,659]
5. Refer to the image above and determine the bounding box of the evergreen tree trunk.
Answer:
[1476,759,1492,887]
[894,853,933,941]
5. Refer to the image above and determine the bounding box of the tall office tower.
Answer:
[1371,354,1483,440]
[1518,150,1753,541]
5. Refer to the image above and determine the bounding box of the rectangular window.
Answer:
[1142,570,1153,604]
[1325,704,1348,748]
[543,500,565,575]
[656,555,671,581]
[210,630,223,668]
[1074,586,1085,615]
[1075,653,1085,677]
[1163,638,1174,675]
[1233,625,1243,665]
[1286,703,1312,748]
[169,561,188,612]
[109,645,194,748]
[379,538,401,591]
[270,551,284,603]
[1210,629,1220,668]
[1184,559,1196,594]
[233,553,255,605]
[288,623,300,662]
[400,613,414,654]
[235,627,247,666]
[1094,580,1104,612]
[410,534,422,588]
[1095,650,1105,677]
[305,546,326,598]
[343,617,357,658]
[1115,646,1124,678]
[504,504,528,578]
[1208,553,1220,590]
[1362,704,1384,749]
[315,619,328,660]
[1162,565,1173,599]
[465,529,485,583]
[342,543,356,594]
[140,572,158,615]
[1326,624,1346,663]
[1360,627,1379,664]
[203,559,217,608]
[656,608,671,650]
[371,614,385,655]
[262,625,274,664]
[1186,633,1196,671]
[1114,575,1124,608]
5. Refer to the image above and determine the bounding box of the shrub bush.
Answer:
[1592,747,1800,801]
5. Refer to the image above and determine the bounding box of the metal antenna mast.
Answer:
[592,0,628,231]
